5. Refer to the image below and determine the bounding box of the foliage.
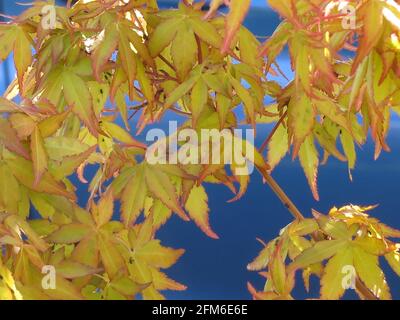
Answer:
[248,205,400,300]
[0,0,399,300]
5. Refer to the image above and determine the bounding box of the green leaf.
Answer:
[0,161,20,215]
[149,18,181,57]
[164,71,200,109]
[96,190,114,227]
[190,78,208,126]
[189,17,222,48]
[288,92,314,156]
[352,0,383,73]
[353,246,391,299]
[268,125,289,170]
[31,126,48,186]
[171,26,197,80]
[47,224,91,244]
[320,247,354,300]
[229,75,255,126]
[98,232,125,279]
[62,70,99,136]
[4,154,75,200]
[57,260,100,279]
[14,27,32,91]
[385,251,400,277]
[121,166,147,226]
[118,25,137,95]
[291,239,348,269]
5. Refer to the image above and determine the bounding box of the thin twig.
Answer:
[259,110,287,153]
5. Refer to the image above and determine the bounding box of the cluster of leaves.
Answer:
[0,0,399,300]
[248,205,400,300]
[258,0,400,200]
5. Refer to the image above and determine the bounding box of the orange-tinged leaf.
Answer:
[247,241,276,271]
[299,136,319,201]
[31,126,48,186]
[5,215,49,252]
[49,145,97,180]
[268,125,289,170]
[38,110,70,138]
[204,0,225,20]
[0,118,30,159]
[352,1,384,74]
[9,113,36,140]
[185,185,219,239]
[135,240,184,269]
[222,0,251,53]
[92,25,119,80]
[4,154,75,200]
[151,269,186,291]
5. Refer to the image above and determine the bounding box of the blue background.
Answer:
[1,0,400,300]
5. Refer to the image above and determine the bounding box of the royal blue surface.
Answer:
[1,0,400,300]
